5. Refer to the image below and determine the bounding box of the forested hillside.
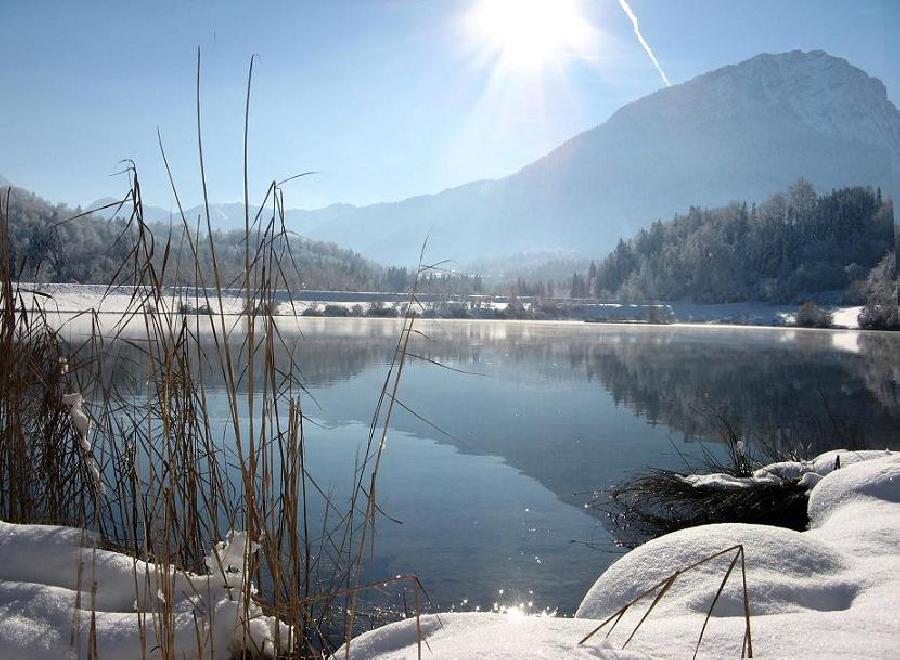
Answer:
[0,185,384,291]
[586,182,895,304]
[0,185,490,294]
[4,180,894,307]
[1,187,133,282]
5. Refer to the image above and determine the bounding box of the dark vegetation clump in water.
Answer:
[592,414,816,549]
[795,301,833,328]
[598,471,810,549]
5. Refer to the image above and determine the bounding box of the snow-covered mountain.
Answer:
[289,50,899,264]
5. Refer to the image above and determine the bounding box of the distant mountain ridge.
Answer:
[81,50,900,266]
[285,50,899,264]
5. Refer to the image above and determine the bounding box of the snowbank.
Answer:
[678,448,891,490]
[341,449,900,658]
[13,282,284,316]
[831,305,863,329]
[338,613,645,659]
[2,449,896,657]
[0,524,289,659]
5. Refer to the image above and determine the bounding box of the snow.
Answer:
[9,283,868,329]
[13,282,275,316]
[0,523,289,659]
[337,613,646,659]
[340,449,900,658]
[679,449,893,490]
[577,523,855,617]
[60,391,102,491]
[754,448,892,482]
[667,301,863,329]
[680,472,780,489]
[831,305,863,329]
[807,451,900,526]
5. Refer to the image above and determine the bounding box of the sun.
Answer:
[468,0,592,70]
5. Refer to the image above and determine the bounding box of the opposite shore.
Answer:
[13,282,865,330]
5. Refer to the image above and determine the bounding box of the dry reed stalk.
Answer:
[578,544,753,658]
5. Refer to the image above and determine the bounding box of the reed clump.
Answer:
[597,471,809,549]
[0,54,434,658]
[0,224,99,526]
[593,413,809,549]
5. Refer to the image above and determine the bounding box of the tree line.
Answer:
[4,181,896,328]
[582,181,895,304]
[0,185,483,294]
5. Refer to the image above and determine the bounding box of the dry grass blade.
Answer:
[693,547,740,658]
[621,573,676,648]
[579,544,753,657]
[739,546,753,658]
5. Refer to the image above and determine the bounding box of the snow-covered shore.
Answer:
[341,449,899,658]
[13,282,864,328]
[0,526,288,659]
[0,449,896,657]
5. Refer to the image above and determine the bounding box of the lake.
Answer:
[62,317,900,616]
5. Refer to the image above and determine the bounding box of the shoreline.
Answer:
[11,282,870,331]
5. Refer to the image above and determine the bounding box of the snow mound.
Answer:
[755,448,892,483]
[0,522,288,659]
[574,450,900,658]
[807,451,900,526]
[576,523,855,620]
[337,613,646,659]
[687,449,894,491]
[682,449,891,490]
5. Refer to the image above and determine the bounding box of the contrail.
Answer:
[618,0,671,87]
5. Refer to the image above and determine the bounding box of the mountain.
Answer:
[86,197,171,223]
[465,249,589,281]
[288,50,900,265]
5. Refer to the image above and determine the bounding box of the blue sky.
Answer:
[1,1,897,212]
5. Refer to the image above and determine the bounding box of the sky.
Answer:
[1,0,898,213]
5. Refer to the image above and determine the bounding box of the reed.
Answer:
[592,409,809,549]
[0,54,433,658]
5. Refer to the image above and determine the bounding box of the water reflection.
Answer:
[64,317,900,508]
[55,317,900,612]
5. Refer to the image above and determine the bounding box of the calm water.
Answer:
[66,318,900,615]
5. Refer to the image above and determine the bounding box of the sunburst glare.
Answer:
[467,0,594,71]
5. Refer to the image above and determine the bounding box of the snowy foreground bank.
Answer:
[0,528,288,659]
[342,449,899,658]
[0,449,896,658]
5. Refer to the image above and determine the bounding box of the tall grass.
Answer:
[0,54,433,657]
